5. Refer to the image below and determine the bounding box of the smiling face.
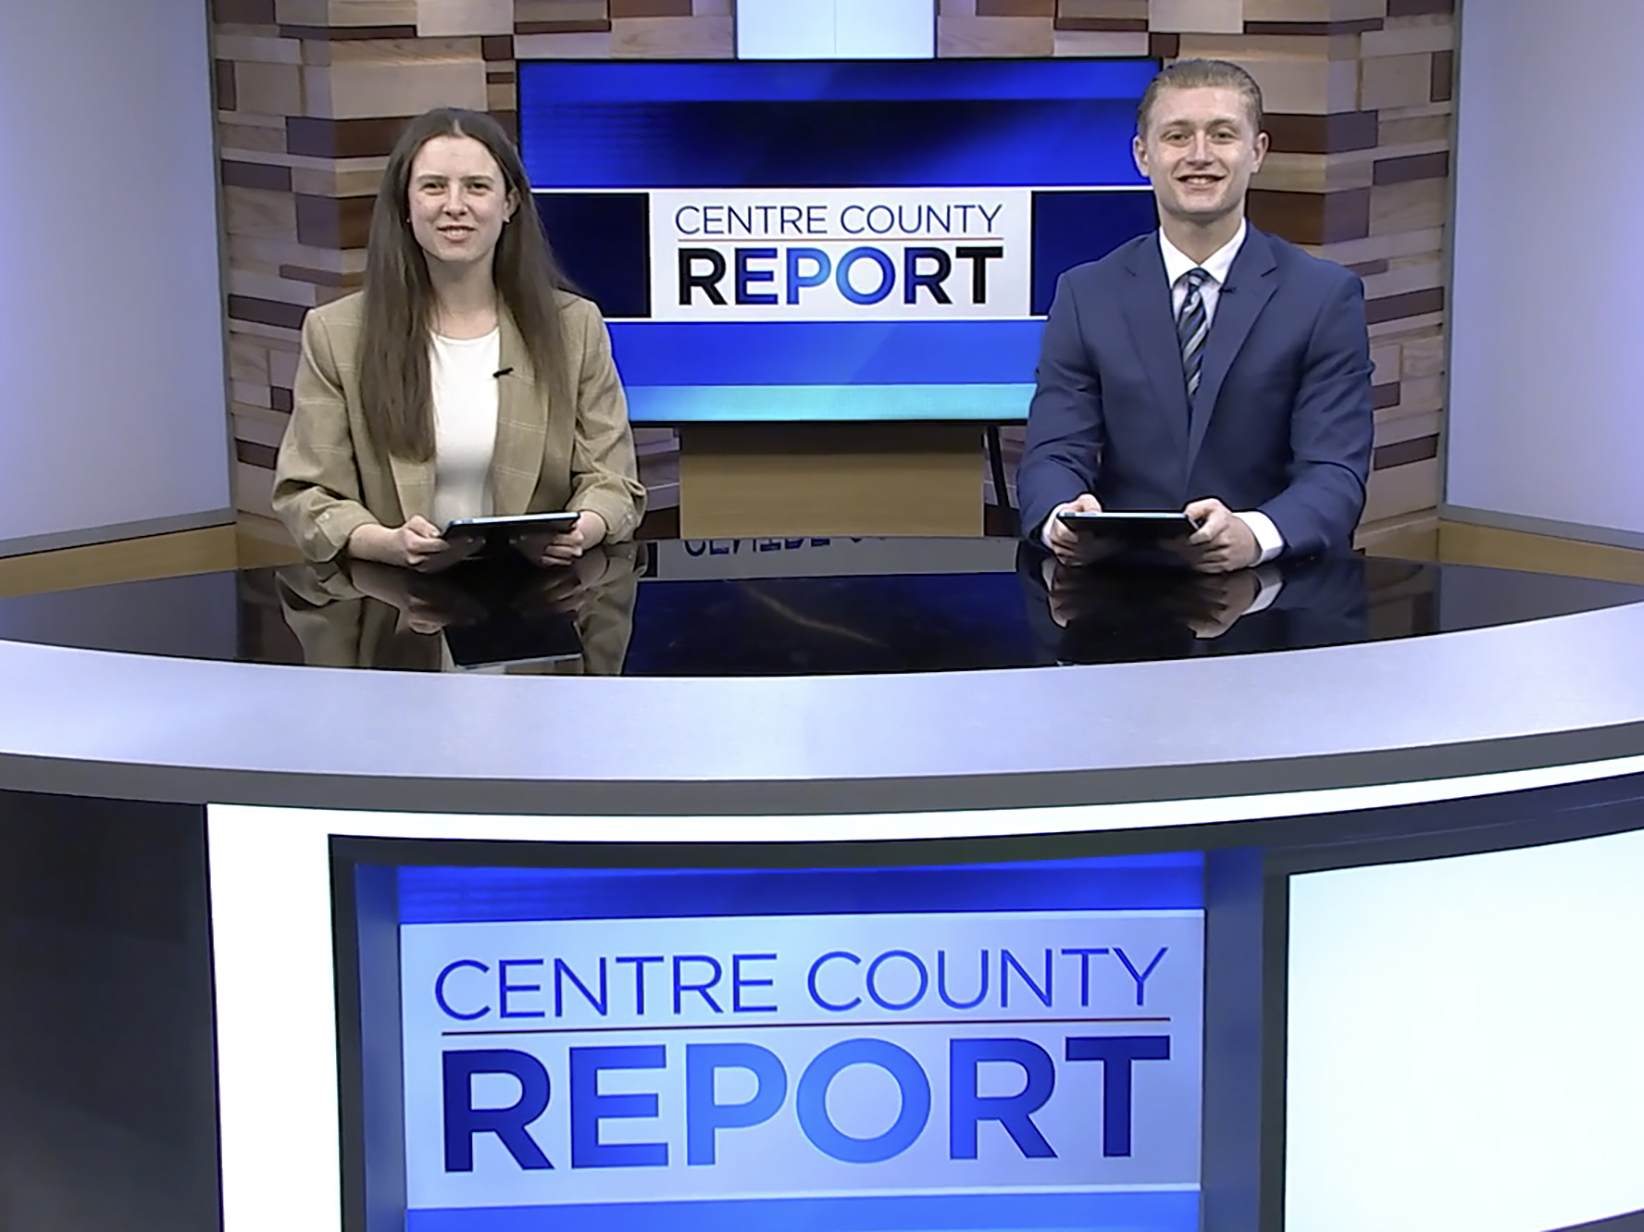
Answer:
[406,133,518,272]
[1133,85,1268,231]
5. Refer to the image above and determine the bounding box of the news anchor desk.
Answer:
[2,537,1643,1232]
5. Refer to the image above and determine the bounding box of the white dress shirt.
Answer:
[1157,222,1284,564]
[429,328,501,531]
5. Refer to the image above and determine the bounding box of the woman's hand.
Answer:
[347,516,450,569]
[348,560,486,634]
[512,510,608,567]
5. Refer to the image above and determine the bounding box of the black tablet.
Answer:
[442,512,580,552]
[437,513,585,565]
[434,562,586,668]
[443,606,583,670]
[1056,510,1197,541]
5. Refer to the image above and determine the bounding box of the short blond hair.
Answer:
[1137,59,1264,137]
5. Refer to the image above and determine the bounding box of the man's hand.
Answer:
[513,510,609,566]
[1180,498,1261,574]
[347,516,454,570]
[1043,494,1116,566]
[1044,557,1079,626]
[1183,570,1261,638]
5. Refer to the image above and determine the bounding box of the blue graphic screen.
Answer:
[349,850,1206,1231]
[518,60,1159,423]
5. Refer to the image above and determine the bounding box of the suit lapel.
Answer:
[1186,228,1279,471]
[1122,237,1191,459]
[489,310,546,516]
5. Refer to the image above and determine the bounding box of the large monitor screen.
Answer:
[1286,826,1644,1232]
[343,848,1206,1231]
[518,60,1159,424]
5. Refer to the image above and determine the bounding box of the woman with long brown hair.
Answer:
[273,107,644,568]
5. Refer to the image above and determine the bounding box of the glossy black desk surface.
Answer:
[1,536,1641,676]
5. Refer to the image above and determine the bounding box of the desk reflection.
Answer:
[276,544,641,675]
[1018,547,1369,664]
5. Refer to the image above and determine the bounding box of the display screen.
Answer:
[347,852,1206,1230]
[1286,826,1644,1232]
[518,60,1159,423]
[202,775,1644,1232]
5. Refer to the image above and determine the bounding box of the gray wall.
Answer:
[1445,0,1644,547]
[736,0,935,58]
[0,0,231,557]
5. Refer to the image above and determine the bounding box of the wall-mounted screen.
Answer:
[1286,827,1644,1232]
[518,60,1159,424]
[350,851,1205,1231]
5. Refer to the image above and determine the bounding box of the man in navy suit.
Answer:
[1019,59,1374,572]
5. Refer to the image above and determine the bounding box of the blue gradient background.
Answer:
[390,851,1204,1231]
[397,852,1205,924]
[406,1191,1200,1231]
[518,60,1158,423]
[519,61,1156,190]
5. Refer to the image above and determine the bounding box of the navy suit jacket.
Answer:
[1017,226,1375,557]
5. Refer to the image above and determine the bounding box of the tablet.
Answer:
[443,607,583,670]
[1056,510,1197,540]
[434,562,586,669]
[442,511,580,553]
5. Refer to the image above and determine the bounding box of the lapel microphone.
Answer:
[493,367,513,378]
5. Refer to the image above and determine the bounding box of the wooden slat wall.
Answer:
[214,0,1451,533]
[949,0,1455,530]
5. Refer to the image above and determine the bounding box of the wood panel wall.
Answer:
[212,0,1452,537]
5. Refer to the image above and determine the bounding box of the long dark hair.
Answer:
[359,108,574,461]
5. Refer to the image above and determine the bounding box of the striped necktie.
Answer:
[1177,267,1212,400]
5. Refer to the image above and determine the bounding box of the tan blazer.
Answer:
[272,290,645,562]
[275,544,642,677]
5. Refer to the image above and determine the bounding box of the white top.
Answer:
[1157,221,1284,564]
[430,328,501,530]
